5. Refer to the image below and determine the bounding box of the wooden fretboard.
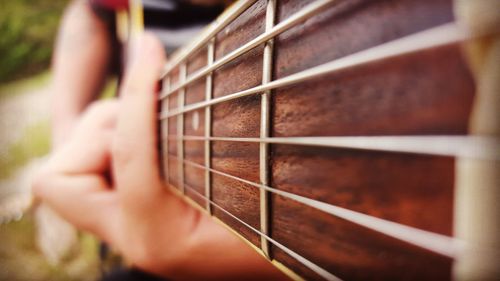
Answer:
[156,0,500,280]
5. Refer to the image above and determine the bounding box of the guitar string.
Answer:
[157,0,495,278]
[160,0,340,95]
[163,135,500,160]
[177,64,187,194]
[180,182,343,281]
[165,153,461,258]
[0,0,239,223]
[161,0,257,76]
[167,3,337,277]
[159,22,466,116]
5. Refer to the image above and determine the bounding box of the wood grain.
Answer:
[214,0,266,60]
[170,67,180,88]
[212,94,261,137]
[274,0,455,78]
[212,173,261,247]
[272,44,475,137]
[156,0,478,280]
[213,46,265,98]
[213,0,265,99]
[185,79,205,105]
[187,45,207,76]
[184,140,204,164]
[167,156,179,188]
[167,91,178,110]
[270,195,453,281]
[211,141,259,183]
[185,184,206,208]
[271,145,455,235]
[167,118,177,154]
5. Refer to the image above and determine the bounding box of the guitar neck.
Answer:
[108,0,500,280]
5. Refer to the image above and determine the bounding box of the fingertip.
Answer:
[143,31,166,63]
[130,32,166,72]
[123,32,165,98]
[31,168,53,200]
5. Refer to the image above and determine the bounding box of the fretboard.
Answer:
[157,0,500,280]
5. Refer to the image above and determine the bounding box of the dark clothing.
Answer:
[100,268,169,281]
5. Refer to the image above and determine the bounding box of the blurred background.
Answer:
[0,0,102,280]
[0,0,226,280]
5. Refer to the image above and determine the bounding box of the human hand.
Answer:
[51,0,112,147]
[34,33,288,281]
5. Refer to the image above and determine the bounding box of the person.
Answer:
[33,1,288,280]
[50,0,113,148]
[50,0,226,147]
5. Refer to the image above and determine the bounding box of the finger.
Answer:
[51,0,112,147]
[48,100,118,174]
[52,0,111,99]
[73,99,119,138]
[33,173,117,242]
[34,99,119,242]
[112,32,166,200]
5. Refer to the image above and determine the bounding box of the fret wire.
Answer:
[159,23,466,119]
[205,38,215,213]
[259,0,276,259]
[182,184,342,281]
[163,76,171,183]
[164,135,500,160]
[161,0,257,77]
[161,0,339,97]
[178,156,461,258]
[177,63,187,193]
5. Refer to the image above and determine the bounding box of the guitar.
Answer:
[70,0,500,280]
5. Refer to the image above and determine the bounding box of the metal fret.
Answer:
[183,184,342,281]
[162,76,171,183]
[162,0,257,77]
[159,23,467,119]
[179,157,461,259]
[156,1,500,279]
[205,39,215,213]
[177,63,187,193]
[259,0,276,259]
[165,135,500,161]
[161,0,338,97]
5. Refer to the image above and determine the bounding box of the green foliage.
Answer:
[0,120,50,180]
[0,0,68,83]
[0,212,100,281]
[0,213,72,281]
[0,71,50,99]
